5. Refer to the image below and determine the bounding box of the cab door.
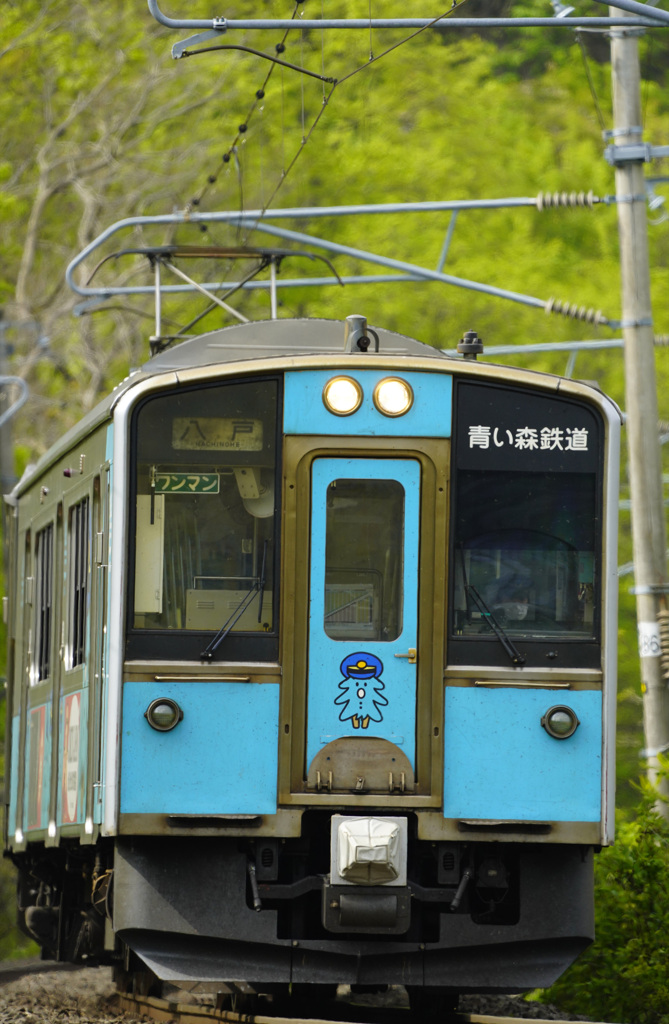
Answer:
[306,457,420,776]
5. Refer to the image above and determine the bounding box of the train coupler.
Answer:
[322,882,411,934]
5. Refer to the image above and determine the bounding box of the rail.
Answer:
[116,990,611,1024]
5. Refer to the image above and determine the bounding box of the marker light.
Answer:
[323,376,363,416]
[145,698,183,732]
[373,377,414,417]
[541,705,580,739]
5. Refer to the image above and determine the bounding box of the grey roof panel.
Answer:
[143,318,450,373]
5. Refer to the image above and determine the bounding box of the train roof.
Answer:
[7,316,620,501]
[141,318,451,373]
[7,318,450,500]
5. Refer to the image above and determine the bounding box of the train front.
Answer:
[110,318,620,998]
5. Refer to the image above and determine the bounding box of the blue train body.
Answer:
[4,316,620,1005]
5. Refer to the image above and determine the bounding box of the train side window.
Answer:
[66,497,90,669]
[32,523,54,685]
[323,478,404,642]
[128,378,279,660]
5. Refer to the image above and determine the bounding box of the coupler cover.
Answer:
[324,816,410,933]
[330,815,408,886]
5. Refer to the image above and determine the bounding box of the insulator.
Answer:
[657,609,669,681]
[536,190,597,210]
[545,298,606,325]
[654,334,669,346]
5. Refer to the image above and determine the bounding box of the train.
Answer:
[4,312,620,1011]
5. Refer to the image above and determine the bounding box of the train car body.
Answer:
[4,316,620,1000]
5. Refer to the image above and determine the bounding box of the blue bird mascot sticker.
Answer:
[335,652,388,730]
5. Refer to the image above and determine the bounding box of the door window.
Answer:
[323,478,404,642]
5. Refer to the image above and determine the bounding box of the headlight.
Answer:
[144,698,183,732]
[322,376,363,416]
[541,705,580,739]
[373,377,414,417]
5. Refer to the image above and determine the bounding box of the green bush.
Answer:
[0,854,37,960]
[545,782,669,1024]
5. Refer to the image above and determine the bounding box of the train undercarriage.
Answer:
[12,813,595,998]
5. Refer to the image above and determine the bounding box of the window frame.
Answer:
[32,521,55,686]
[447,380,605,669]
[65,495,91,671]
[125,375,282,663]
[323,475,406,643]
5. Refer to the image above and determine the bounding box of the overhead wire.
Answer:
[336,2,466,89]
[185,1,309,214]
[171,1,309,321]
[575,30,607,132]
[184,0,470,222]
[160,0,471,327]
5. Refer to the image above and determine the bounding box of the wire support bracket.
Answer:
[613,193,648,204]
[629,583,669,596]
[639,741,669,759]
[613,316,654,329]
[146,0,669,30]
[605,143,669,166]
[603,126,643,139]
[0,377,29,430]
[172,29,225,58]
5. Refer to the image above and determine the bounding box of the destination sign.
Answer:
[172,417,263,451]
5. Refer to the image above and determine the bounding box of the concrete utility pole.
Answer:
[609,8,669,811]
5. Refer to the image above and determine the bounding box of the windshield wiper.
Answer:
[465,582,526,667]
[200,540,268,661]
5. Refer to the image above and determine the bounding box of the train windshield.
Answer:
[449,380,603,665]
[452,470,597,642]
[128,378,279,659]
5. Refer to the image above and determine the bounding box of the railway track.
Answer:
[0,957,85,985]
[0,963,609,1024]
[115,990,609,1024]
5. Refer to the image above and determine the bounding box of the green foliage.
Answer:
[0,842,37,961]
[545,781,669,1024]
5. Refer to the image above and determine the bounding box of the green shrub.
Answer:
[0,855,37,960]
[545,783,669,1024]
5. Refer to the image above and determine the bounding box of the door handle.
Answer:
[394,648,417,664]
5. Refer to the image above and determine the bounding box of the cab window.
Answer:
[452,470,596,640]
[449,380,603,668]
[127,377,279,661]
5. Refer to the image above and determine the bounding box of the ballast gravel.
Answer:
[0,967,598,1023]
[0,969,135,1024]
